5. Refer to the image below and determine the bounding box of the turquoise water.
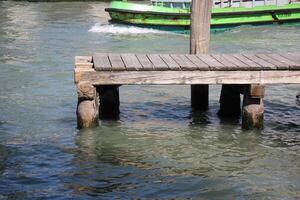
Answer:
[0,1,299,199]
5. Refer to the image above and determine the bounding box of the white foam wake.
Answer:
[88,23,168,34]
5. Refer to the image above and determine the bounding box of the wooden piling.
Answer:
[76,81,99,129]
[242,84,265,129]
[190,0,212,110]
[96,85,120,119]
[218,84,243,118]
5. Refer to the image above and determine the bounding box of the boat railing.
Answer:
[150,0,299,8]
[214,0,294,8]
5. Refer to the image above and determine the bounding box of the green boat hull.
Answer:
[105,1,300,29]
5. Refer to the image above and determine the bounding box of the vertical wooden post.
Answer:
[76,81,99,129]
[242,84,265,129]
[190,0,212,110]
[218,84,243,118]
[96,85,120,120]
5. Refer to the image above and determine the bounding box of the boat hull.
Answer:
[105,1,300,28]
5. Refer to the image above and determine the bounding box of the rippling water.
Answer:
[0,1,299,199]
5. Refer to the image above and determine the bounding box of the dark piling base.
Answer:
[242,84,265,130]
[191,84,209,110]
[96,85,120,120]
[218,84,244,118]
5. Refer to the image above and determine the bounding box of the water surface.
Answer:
[0,1,299,199]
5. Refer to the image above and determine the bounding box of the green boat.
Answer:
[105,0,300,30]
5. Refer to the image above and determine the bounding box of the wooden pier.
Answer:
[74,0,300,130]
[74,53,300,129]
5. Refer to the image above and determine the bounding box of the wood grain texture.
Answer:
[185,54,209,70]
[147,54,168,70]
[90,53,300,71]
[243,54,276,70]
[197,54,223,70]
[233,54,261,70]
[221,54,249,68]
[267,54,299,70]
[190,0,212,54]
[121,53,142,71]
[211,54,237,70]
[93,53,111,71]
[78,70,300,85]
[108,53,126,71]
[160,54,180,70]
[170,54,198,70]
[280,53,300,70]
[136,54,154,71]
[255,54,287,70]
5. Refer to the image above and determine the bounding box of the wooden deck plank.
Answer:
[221,54,249,68]
[280,53,300,70]
[170,54,198,70]
[197,54,223,70]
[160,54,181,70]
[147,54,168,70]
[108,53,126,71]
[93,53,111,71]
[233,54,261,70]
[121,53,142,71]
[91,53,300,72]
[255,54,287,70]
[267,54,299,70]
[280,53,300,62]
[243,54,276,70]
[211,54,237,70]
[185,54,209,71]
[136,54,154,71]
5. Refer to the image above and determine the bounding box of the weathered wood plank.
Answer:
[255,54,287,70]
[243,54,276,70]
[221,54,249,68]
[78,70,300,85]
[108,53,126,71]
[75,56,92,64]
[93,53,111,71]
[121,53,142,71]
[211,54,237,70]
[185,54,209,70]
[233,54,261,70]
[81,70,263,85]
[267,54,299,70]
[136,54,154,71]
[74,67,95,84]
[280,53,300,70]
[260,71,300,84]
[197,54,223,70]
[75,56,93,68]
[170,54,198,70]
[147,54,168,70]
[281,53,300,62]
[160,54,180,70]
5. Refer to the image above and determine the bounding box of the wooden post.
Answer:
[76,81,99,129]
[242,84,265,129]
[218,84,243,118]
[190,0,212,110]
[96,85,120,119]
